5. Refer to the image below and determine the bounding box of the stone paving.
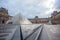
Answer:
[0,24,60,40]
[40,25,60,40]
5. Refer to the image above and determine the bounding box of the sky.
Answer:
[0,0,60,18]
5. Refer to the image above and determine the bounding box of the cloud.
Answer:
[54,0,60,11]
[0,0,56,18]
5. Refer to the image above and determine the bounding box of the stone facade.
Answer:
[51,11,60,24]
[0,7,12,24]
[29,16,49,24]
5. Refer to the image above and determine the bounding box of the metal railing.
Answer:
[20,24,43,40]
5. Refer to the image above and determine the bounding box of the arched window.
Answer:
[2,20,5,24]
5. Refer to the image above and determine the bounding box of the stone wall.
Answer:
[51,11,60,24]
[0,7,12,24]
[29,16,49,24]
